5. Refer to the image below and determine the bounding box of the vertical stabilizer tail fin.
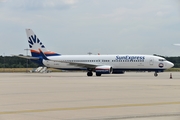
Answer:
[26,29,60,57]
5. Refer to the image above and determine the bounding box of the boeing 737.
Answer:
[17,29,174,77]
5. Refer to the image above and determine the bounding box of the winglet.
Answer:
[39,49,49,60]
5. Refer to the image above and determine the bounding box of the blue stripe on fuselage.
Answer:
[31,52,61,57]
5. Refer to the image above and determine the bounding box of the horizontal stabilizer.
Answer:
[13,55,40,60]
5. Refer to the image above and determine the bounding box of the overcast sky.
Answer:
[0,0,180,56]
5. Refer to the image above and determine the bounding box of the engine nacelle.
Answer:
[95,66,112,74]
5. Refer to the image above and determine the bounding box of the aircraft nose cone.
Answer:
[168,62,174,68]
[170,62,174,68]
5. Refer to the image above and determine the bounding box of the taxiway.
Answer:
[0,72,180,120]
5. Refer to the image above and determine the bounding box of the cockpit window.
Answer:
[159,59,166,61]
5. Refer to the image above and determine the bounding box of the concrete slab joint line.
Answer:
[80,113,180,120]
[1,101,180,115]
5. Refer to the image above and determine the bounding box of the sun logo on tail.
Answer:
[28,35,45,48]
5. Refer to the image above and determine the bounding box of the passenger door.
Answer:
[149,58,154,65]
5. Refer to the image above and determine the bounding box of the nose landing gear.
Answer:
[154,72,158,77]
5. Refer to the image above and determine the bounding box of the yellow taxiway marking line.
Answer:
[1,101,180,115]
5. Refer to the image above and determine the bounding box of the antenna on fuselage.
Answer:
[87,52,92,55]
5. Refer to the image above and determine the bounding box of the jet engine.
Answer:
[95,66,112,74]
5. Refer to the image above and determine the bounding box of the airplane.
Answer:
[17,29,174,77]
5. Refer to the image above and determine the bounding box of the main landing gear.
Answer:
[96,73,101,76]
[87,71,102,76]
[154,72,158,77]
[87,71,93,76]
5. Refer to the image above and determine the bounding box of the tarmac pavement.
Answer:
[0,72,180,120]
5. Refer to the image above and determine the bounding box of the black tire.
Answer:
[154,72,158,77]
[87,71,93,76]
[96,73,101,76]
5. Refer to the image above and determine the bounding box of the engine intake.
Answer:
[95,66,112,74]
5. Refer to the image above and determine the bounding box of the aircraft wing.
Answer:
[39,49,100,68]
[13,55,40,60]
[51,59,100,68]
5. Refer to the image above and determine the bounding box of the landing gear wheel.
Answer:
[96,73,101,76]
[87,71,93,76]
[154,72,158,77]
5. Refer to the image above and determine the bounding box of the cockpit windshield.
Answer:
[159,59,166,61]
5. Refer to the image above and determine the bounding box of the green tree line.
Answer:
[0,56,38,68]
[0,55,180,68]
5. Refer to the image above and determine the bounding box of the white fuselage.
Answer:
[42,54,174,71]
